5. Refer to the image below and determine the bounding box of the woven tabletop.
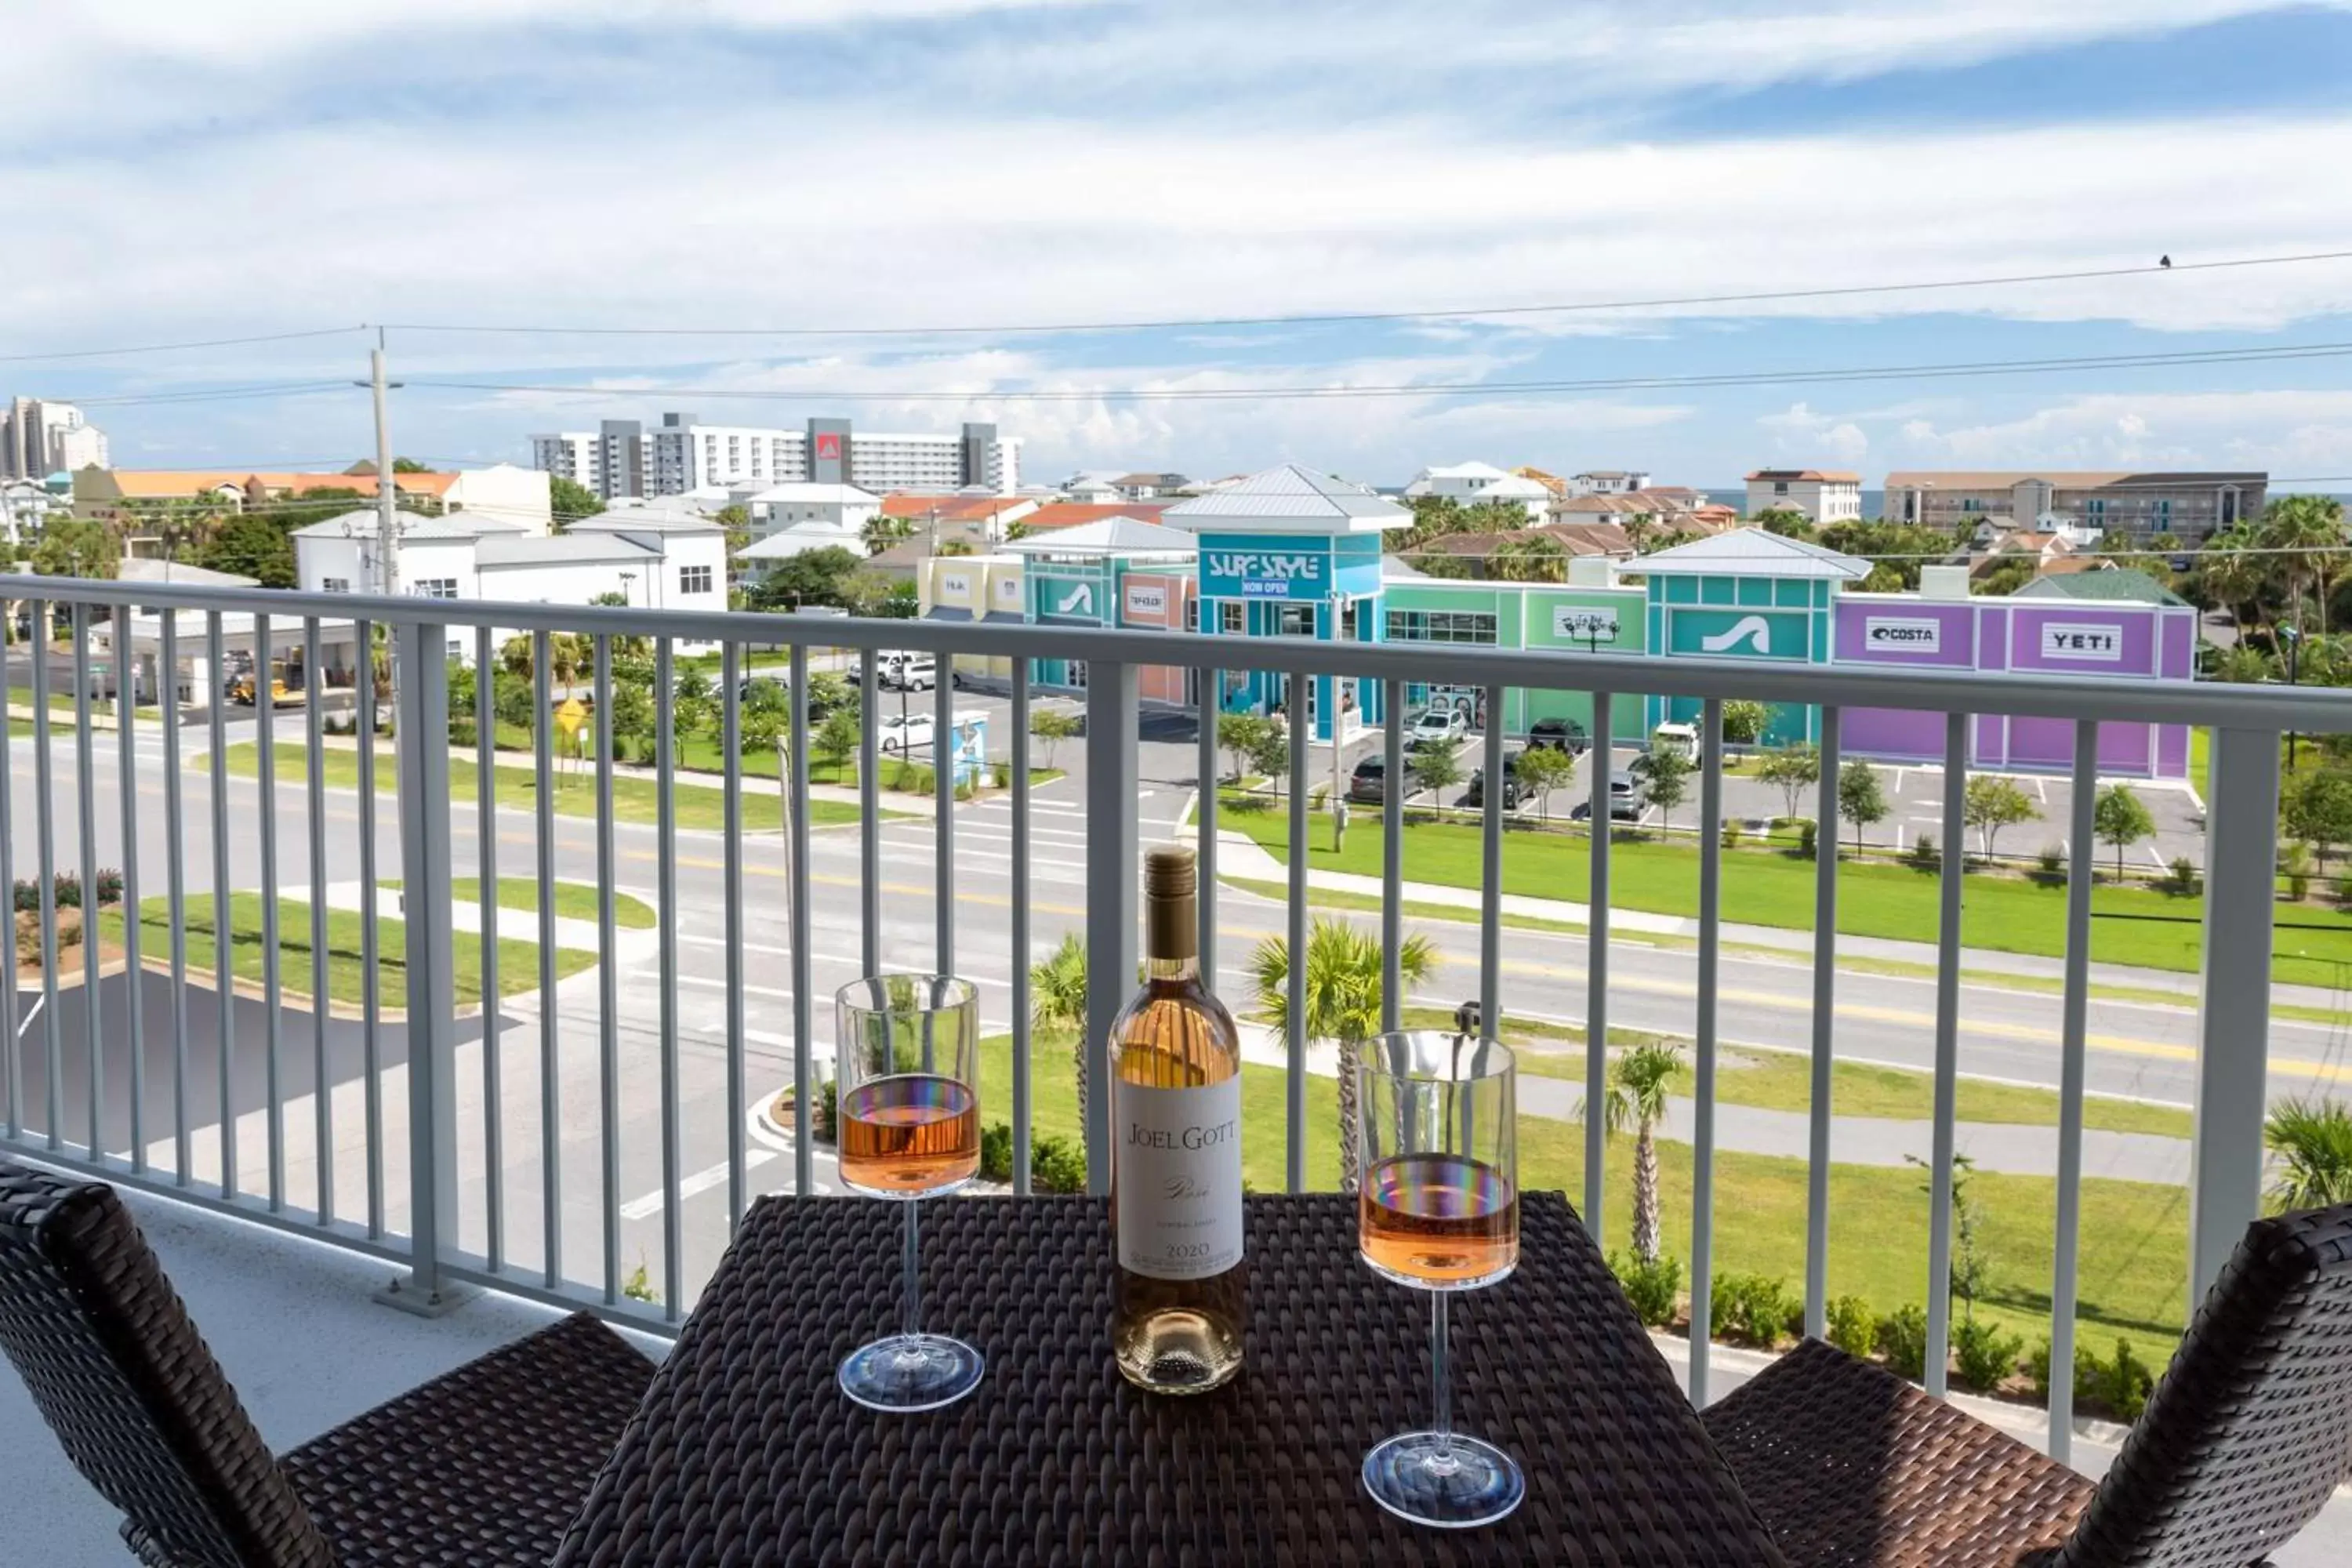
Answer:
[553,1192,1784,1567]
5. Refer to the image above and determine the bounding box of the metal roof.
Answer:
[1628,527,1870,579]
[1160,463,1406,532]
[1002,517,1198,556]
[476,535,656,567]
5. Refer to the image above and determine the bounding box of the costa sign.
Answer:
[1864,617,1941,654]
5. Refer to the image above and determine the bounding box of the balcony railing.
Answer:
[1,572,2346,1468]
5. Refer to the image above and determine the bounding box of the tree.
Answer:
[1030,708,1081,770]
[2092,784,2155,882]
[1631,745,1692,829]
[27,518,118,579]
[1592,1040,1685,1265]
[862,512,916,553]
[1719,699,1770,747]
[1757,743,1821,821]
[391,457,431,474]
[2196,524,2269,633]
[1410,742,1461,803]
[1248,917,1439,1192]
[1838,760,1888,854]
[2211,643,2276,684]
[2262,494,2348,634]
[1962,775,2040,861]
[1489,532,1567,584]
[812,708,860,783]
[1972,557,2035,597]
[670,668,716,740]
[2285,766,2352,868]
[1754,506,1814,539]
[1215,711,1269,783]
[196,514,296,587]
[2264,1098,2352,1210]
[711,503,752,560]
[1029,933,1091,1131]
[1513,744,1576,822]
[750,545,866,611]
[550,476,604,531]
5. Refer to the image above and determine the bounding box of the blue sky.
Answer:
[8,0,2352,488]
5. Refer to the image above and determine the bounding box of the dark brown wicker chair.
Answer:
[0,1159,657,1566]
[1703,1202,2352,1566]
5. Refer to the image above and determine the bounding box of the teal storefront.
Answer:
[1637,531,1868,745]
[1377,579,1650,742]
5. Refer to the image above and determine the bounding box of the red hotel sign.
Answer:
[814,433,843,459]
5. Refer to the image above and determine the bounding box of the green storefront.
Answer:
[1378,578,1650,742]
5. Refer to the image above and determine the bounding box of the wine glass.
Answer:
[833,974,985,1413]
[1357,1029,1523,1528]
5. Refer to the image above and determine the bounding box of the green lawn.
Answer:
[1390,1007,2194,1140]
[1221,805,2352,989]
[384,877,658,930]
[215,742,875,831]
[97,892,596,1007]
[982,1028,2190,1345]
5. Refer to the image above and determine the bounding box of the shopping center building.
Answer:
[916,466,2198,778]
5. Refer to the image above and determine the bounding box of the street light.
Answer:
[2282,624,2303,771]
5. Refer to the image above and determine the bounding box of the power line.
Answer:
[0,325,366,366]
[401,338,2352,405]
[374,248,2352,340]
[65,382,357,408]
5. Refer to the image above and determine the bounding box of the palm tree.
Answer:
[1588,1040,1686,1265]
[1248,918,1439,1192]
[2198,525,2270,634]
[2264,1098,2352,1210]
[1029,933,1090,1123]
[2261,495,2348,634]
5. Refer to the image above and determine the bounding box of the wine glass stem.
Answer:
[901,1196,922,1342]
[1430,1290,1453,1458]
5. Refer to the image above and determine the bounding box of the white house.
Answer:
[1570,469,1652,496]
[1401,462,1550,521]
[1744,468,1864,524]
[737,481,880,541]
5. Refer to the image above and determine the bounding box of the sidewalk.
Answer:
[1229,1021,2188,1184]
[1203,827,2350,1014]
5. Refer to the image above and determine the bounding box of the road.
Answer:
[2,706,2338,1313]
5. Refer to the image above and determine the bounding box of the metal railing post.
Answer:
[379,619,466,1316]
[1083,659,1138,1194]
[2190,726,2281,1301]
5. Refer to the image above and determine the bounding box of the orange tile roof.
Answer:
[95,469,453,500]
[1019,502,1174,531]
[879,492,1028,521]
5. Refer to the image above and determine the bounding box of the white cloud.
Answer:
[1759,402,1869,465]
[1884,390,2352,474]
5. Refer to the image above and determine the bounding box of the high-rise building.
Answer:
[1882,470,2267,540]
[2,398,109,480]
[531,414,1022,499]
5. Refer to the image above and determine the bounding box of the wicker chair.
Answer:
[0,1160,657,1566]
[1703,1202,2352,1566]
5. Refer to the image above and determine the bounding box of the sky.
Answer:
[8,1,2352,489]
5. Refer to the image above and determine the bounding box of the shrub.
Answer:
[1953,1316,2025,1392]
[59,917,85,950]
[1030,1134,1087,1194]
[1906,833,1940,873]
[13,880,36,914]
[2037,844,2065,879]
[814,1079,838,1145]
[1709,1272,1798,1348]
[1608,1252,1682,1328]
[91,869,123,906]
[992,760,1011,789]
[978,1122,1014,1183]
[448,717,478,749]
[1721,819,1744,851]
[2026,1336,2100,1406]
[2338,870,2352,907]
[1825,1294,1878,1359]
[2167,856,2198,896]
[2092,1338,2155,1422]
[2285,842,2314,902]
[1878,1304,1930,1381]
[1795,818,1818,860]
[51,872,82,910]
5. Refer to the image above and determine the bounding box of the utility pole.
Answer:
[372,339,399,597]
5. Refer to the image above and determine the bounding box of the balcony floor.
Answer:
[6,1179,2347,1566]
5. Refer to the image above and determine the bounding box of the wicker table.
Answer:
[553,1192,1784,1567]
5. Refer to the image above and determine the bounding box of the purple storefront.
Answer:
[1833,595,2196,780]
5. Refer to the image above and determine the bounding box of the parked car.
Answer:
[1410,708,1467,749]
[1526,717,1590,757]
[1570,791,1647,823]
[876,713,934,755]
[880,652,937,691]
[1461,750,1529,811]
[1347,757,1389,804]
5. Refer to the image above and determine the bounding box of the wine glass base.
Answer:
[838,1333,985,1413]
[1362,1431,1525,1529]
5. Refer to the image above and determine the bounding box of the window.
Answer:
[1185,598,1199,632]
[1276,604,1316,637]
[1220,601,1246,635]
[1384,610,1497,645]
[413,578,459,599]
[321,576,350,593]
[1773,481,1789,495]
[680,564,713,594]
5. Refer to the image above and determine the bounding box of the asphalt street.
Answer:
[2,707,2336,1314]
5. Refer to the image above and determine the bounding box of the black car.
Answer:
[1347,757,1388,804]
[1526,717,1590,757]
[1461,750,1527,811]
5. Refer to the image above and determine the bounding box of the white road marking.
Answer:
[620,1149,782,1219]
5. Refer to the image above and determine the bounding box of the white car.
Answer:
[876,713,934,755]
[879,652,936,691]
[1410,708,1468,748]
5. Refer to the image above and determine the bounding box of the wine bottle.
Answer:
[1109,846,1246,1393]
